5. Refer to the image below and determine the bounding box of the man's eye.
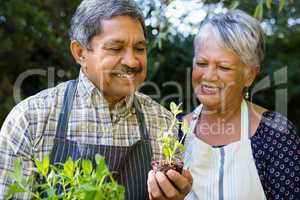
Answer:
[104,47,122,52]
[135,47,146,52]
[196,62,207,67]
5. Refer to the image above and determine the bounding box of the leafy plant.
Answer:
[160,102,189,165]
[5,154,125,200]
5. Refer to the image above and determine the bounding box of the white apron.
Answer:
[184,100,266,200]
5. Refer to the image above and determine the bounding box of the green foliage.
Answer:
[0,0,79,121]
[229,1,240,10]
[160,102,189,165]
[254,2,264,20]
[251,0,293,20]
[279,0,286,13]
[266,0,272,9]
[5,155,125,200]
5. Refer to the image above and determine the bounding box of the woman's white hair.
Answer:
[194,10,265,69]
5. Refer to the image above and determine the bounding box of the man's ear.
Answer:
[244,64,260,87]
[70,40,85,65]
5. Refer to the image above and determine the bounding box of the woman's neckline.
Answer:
[202,110,271,148]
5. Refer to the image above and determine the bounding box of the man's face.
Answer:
[81,16,147,103]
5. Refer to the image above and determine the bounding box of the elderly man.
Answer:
[0,0,192,199]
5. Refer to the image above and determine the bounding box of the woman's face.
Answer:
[192,30,256,111]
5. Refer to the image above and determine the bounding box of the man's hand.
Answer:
[147,169,193,200]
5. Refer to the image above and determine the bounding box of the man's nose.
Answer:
[120,49,139,67]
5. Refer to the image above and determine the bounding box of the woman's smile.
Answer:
[199,83,220,95]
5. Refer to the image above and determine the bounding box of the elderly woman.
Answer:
[183,10,300,200]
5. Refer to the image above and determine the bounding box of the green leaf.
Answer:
[42,155,49,176]
[163,147,172,158]
[74,159,80,168]
[94,191,105,199]
[63,157,74,178]
[5,183,26,199]
[170,102,177,115]
[82,160,93,176]
[34,158,43,175]
[169,102,183,116]
[45,187,58,200]
[83,191,97,200]
[26,174,35,186]
[9,159,23,183]
[279,0,285,13]
[177,143,186,153]
[254,3,263,21]
[162,136,172,147]
[46,170,55,183]
[95,154,104,166]
[95,154,109,180]
[266,0,272,9]
[229,1,239,10]
[181,120,189,135]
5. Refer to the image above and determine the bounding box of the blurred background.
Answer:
[0,0,299,133]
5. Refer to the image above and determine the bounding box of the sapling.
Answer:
[152,102,189,174]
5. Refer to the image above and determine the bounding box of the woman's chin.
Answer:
[197,94,221,110]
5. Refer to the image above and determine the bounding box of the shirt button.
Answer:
[112,115,119,123]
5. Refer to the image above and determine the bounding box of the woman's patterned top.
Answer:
[251,111,300,200]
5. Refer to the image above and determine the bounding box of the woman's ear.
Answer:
[70,40,85,65]
[244,64,260,87]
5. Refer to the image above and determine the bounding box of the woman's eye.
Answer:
[219,66,231,71]
[110,48,122,51]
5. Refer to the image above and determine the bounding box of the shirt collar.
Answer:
[77,69,135,117]
[78,69,97,98]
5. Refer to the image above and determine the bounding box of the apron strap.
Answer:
[133,97,153,165]
[55,79,78,139]
[241,99,250,142]
[133,97,150,141]
[248,102,252,138]
[188,104,203,136]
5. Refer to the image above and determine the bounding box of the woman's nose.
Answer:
[203,65,218,81]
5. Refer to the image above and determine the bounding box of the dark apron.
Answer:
[50,79,152,200]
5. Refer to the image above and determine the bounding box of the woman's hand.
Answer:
[147,169,193,200]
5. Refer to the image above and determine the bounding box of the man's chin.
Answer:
[113,88,138,98]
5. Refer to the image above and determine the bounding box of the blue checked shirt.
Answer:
[0,70,176,199]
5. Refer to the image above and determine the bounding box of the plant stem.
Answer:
[167,112,177,136]
[17,183,41,200]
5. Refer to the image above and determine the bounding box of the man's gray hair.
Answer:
[69,0,146,49]
[194,10,265,69]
